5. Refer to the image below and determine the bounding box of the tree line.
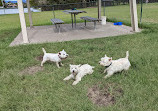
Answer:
[29,0,96,6]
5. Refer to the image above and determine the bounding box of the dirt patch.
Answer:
[87,83,123,107]
[19,66,44,75]
[35,55,53,64]
[35,55,43,61]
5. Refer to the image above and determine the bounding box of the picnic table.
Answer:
[63,10,86,28]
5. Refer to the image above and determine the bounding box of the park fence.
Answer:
[27,0,157,27]
[33,0,158,11]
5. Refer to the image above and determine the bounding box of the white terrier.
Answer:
[63,64,94,85]
[41,48,68,68]
[99,51,131,79]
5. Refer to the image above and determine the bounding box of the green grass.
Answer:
[0,3,158,111]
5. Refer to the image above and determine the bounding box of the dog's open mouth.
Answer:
[72,72,77,76]
[61,57,67,60]
[72,71,78,76]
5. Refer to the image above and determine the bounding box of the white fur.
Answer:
[63,64,94,85]
[99,51,131,79]
[41,48,68,68]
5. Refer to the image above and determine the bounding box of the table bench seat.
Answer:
[51,19,64,24]
[80,16,101,29]
[51,19,64,33]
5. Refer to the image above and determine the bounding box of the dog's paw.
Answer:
[63,78,68,81]
[103,76,108,79]
[72,81,78,85]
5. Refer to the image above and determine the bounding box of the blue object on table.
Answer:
[72,8,77,10]
[114,22,123,25]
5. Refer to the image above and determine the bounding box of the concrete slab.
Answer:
[10,22,135,46]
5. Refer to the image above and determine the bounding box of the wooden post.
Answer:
[129,0,139,32]
[17,0,29,43]
[98,0,101,20]
[27,0,33,28]
[1,0,4,8]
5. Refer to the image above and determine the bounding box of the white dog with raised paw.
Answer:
[99,51,131,79]
[41,48,68,68]
[63,64,94,85]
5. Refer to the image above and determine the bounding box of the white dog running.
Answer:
[99,51,131,79]
[63,64,94,85]
[41,48,68,68]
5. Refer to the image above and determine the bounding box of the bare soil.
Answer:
[87,83,123,106]
[19,66,44,75]
[35,55,43,61]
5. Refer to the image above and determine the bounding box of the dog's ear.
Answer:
[104,54,107,57]
[62,49,65,51]
[69,64,72,67]
[109,57,112,61]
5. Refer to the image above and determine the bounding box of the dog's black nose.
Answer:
[73,70,75,73]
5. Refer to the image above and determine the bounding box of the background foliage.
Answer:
[29,0,92,6]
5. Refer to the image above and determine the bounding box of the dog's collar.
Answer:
[58,54,67,60]
[58,55,63,60]
[105,62,112,68]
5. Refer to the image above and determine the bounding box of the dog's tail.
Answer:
[125,51,129,59]
[42,48,46,54]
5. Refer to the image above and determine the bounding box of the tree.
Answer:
[0,0,2,6]
[29,0,95,6]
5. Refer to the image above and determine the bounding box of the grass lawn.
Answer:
[0,3,158,111]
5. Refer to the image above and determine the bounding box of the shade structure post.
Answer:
[98,0,101,20]
[129,0,139,32]
[140,0,143,23]
[17,0,29,43]
[103,1,105,16]
[27,0,33,28]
